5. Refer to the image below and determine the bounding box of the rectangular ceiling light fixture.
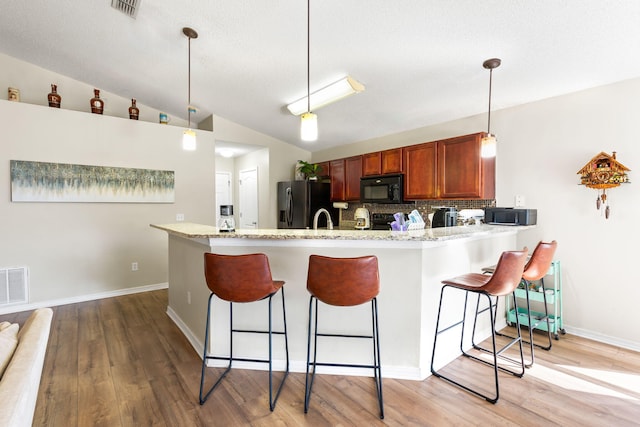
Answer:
[287,76,365,116]
[111,0,141,18]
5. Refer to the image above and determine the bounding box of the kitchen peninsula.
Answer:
[152,222,533,380]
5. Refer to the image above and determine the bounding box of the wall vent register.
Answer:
[111,0,141,18]
[0,267,28,306]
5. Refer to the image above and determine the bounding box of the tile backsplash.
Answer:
[340,199,496,224]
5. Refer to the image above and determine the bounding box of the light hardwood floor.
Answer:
[3,289,639,426]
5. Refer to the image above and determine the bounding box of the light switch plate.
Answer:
[515,195,525,207]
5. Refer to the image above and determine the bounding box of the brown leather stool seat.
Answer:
[482,240,558,366]
[431,249,528,403]
[199,253,289,411]
[305,254,384,419]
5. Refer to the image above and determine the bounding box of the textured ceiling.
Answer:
[2,1,640,152]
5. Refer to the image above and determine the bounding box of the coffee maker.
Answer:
[218,205,236,232]
[354,207,370,229]
[431,207,457,228]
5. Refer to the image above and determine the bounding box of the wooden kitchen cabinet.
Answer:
[362,148,403,176]
[330,156,362,201]
[381,148,403,174]
[344,155,363,201]
[326,132,493,202]
[403,142,437,199]
[316,161,331,178]
[437,133,495,199]
[329,159,345,201]
[362,152,381,176]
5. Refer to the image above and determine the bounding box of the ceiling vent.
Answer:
[111,0,141,18]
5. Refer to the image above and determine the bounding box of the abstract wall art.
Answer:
[10,160,175,203]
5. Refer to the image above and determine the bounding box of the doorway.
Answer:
[215,171,232,225]
[239,168,258,229]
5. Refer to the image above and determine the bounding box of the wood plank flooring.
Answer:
[3,289,640,426]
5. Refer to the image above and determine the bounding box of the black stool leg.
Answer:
[268,288,290,411]
[304,296,318,413]
[471,290,535,372]
[199,295,233,405]
[534,277,554,349]
[431,286,525,403]
[495,278,552,368]
[371,297,384,419]
[304,296,384,418]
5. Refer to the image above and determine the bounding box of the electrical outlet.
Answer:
[515,195,525,207]
[187,291,191,305]
[131,262,138,271]
[176,213,185,221]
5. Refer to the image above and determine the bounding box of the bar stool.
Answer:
[199,253,289,411]
[304,255,384,419]
[431,248,528,403]
[482,240,558,366]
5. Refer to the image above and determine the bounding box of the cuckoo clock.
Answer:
[577,151,630,219]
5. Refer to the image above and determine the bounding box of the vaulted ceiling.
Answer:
[2,1,640,152]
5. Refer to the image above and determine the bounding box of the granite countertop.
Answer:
[151,222,533,242]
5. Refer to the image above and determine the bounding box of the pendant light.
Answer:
[182,27,198,151]
[300,0,318,142]
[481,58,501,158]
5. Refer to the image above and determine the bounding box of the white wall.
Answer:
[0,99,215,309]
[311,78,640,350]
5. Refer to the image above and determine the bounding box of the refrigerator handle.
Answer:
[286,187,293,226]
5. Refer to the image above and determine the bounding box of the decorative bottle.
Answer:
[48,84,61,108]
[128,98,139,120]
[90,89,104,114]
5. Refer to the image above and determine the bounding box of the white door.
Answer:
[215,172,232,224]
[239,168,258,229]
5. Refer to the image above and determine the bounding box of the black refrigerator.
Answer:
[277,181,339,229]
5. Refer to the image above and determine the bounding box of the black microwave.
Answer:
[360,174,404,204]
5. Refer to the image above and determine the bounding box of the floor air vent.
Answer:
[0,267,28,306]
[111,0,141,18]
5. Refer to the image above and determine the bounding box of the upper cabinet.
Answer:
[362,152,381,176]
[381,148,403,174]
[316,161,331,178]
[323,132,493,202]
[329,159,345,201]
[361,148,403,176]
[344,155,363,201]
[329,156,362,201]
[403,142,437,199]
[436,133,495,199]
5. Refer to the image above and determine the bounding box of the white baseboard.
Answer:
[563,324,640,353]
[0,282,169,315]
[166,305,204,357]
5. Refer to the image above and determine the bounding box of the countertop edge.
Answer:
[150,222,535,242]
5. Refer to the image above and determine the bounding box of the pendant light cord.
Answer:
[188,35,192,128]
[487,68,492,135]
[306,0,311,114]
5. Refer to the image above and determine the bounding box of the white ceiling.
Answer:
[2,1,640,153]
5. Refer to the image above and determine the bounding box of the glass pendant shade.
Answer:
[182,129,197,151]
[480,133,497,158]
[300,112,318,141]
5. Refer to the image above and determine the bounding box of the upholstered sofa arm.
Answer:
[0,308,53,427]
